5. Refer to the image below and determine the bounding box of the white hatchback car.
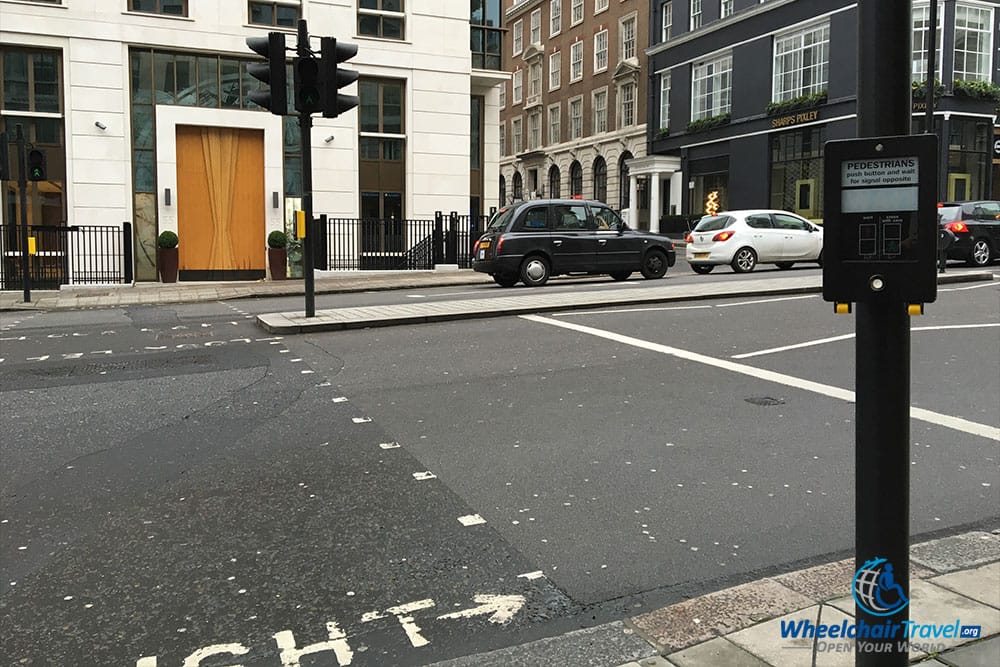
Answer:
[685,210,823,273]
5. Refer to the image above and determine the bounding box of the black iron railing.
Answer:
[0,223,132,290]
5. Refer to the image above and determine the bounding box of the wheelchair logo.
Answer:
[853,557,910,617]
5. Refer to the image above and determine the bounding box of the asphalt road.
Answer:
[0,278,997,666]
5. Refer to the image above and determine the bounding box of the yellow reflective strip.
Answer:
[27,237,37,255]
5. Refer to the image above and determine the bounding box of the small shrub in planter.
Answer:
[952,79,1000,103]
[686,113,731,134]
[267,230,288,280]
[156,231,178,283]
[267,230,288,249]
[765,91,827,116]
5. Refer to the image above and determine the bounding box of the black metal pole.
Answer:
[856,2,911,665]
[298,19,315,318]
[16,124,31,303]
[925,0,937,132]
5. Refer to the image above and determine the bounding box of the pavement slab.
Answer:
[667,636,770,666]
[930,562,1000,609]
[936,636,1000,667]
[629,579,813,653]
[910,532,1000,574]
[726,604,859,667]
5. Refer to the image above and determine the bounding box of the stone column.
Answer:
[670,171,684,216]
[629,174,638,227]
[649,173,661,233]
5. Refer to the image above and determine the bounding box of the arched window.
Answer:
[512,171,523,201]
[499,174,507,206]
[592,156,607,203]
[548,165,561,199]
[570,161,583,197]
[619,151,633,209]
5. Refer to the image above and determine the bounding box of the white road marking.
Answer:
[46,333,66,338]
[733,323,1000,359]
[204,341,225,347]
[62,353,83,359]
[144,346,167,351]
[379,441,400,449]
[555,305,713,316]
[171,326,188,330]
[332,397,348,403]
[517,571,545,580]
[521,314,1000,441]
[384,600,435,648]
[0,336,27,341]
[351,417,372,424]
[412,471,436,480]
[181,644,250,667]
[301,370,315,374]
[457,514,486,526]
[406,294,427,298]
[26,355,49,361]
[230,338,251,343]
[715,294,818,307]
[92,350,112,355]
[274,621,353,667]
[436,594,526,625]
[939,282,998,292]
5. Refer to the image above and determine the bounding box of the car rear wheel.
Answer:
[609,271,632,281]
[968,239,993,266]
[493,274,518,288]
[519,255,550,286]
[691,264,714,274]
[640,249,669,279]
[731,247,758,273]
[776,262,794,270]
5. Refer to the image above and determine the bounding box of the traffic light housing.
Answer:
[320,37,359,119]
[246,32,288,115]
[27,149,46,182]
[294,55,323,114]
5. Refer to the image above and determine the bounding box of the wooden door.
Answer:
[176,126,265,280]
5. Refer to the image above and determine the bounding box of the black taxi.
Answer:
[472,199,676,287]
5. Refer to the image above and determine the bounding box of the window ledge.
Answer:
[356,35,411,45]
[244,23,296,32]
[3,0,68,9]
[122,11,194,22]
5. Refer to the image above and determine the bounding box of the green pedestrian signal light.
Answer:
[294,55,323,114]
[27,149,46,182]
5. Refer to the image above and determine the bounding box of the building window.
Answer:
[128,0,187,15]
[571,0,583,25]
[620,16,636,61]
[593,89,608,134]
[619,82,635,127]
[500,174,506,205]
[690,0,702,31]
[721,0,733,19]
[570,42,583,82]
[528,111,541,150]
[549,51,561,90]
[619,152,632,209]
[549,165,561,199]
[249,2,300,28]
[773,22,829,102]
[569,97,583,138]
[661,2,673,42]
[512,117,522,153]
[550,0,562,36]
[594,31,609,73]
[513,171,523,200]
[770,126,825,218]
[513,69,523,103]
[595,0,609,13]
[659,71,670,131]
[471,1,503,71]
[513,19,523,55]
[499,83,505,109]
[499,122,506,155]
[358,0,405,40]
[529,62,542,98]
[570,160,583,197]
[945,117,990,199]
[593,156,607,202]
[530,9,541,45]
[548,103,561,144]
[912,2,943,82]
[691,54,732,120]
[953,3,993,82]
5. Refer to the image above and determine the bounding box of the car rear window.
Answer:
[937,206,961,223]
[487,208,515,230]
[694,215,735,232]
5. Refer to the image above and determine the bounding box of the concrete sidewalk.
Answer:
[430,529,1000,667]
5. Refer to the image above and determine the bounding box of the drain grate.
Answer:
[745,396,785,406]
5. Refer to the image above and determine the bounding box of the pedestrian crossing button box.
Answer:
[822,134,938,303]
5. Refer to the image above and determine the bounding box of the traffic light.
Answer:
[294,55,323,114]
[27,149,46,182]
[320,37,359,119]
[246,32,288,115]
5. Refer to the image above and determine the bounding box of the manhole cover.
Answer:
[745,396,785,406]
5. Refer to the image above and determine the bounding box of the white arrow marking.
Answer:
[436,594,526,625]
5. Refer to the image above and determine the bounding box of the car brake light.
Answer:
[496,234,505,254]
[944,221,968,233]
[684,233,693,243]
[713,231,735,242]
[473,239,481,253]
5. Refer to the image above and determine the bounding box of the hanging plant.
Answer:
[686,113,731,134]
[952,79,1000,103]
[911,79,944,99]
[765,91,827,116]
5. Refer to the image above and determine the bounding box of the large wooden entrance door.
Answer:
[176,126,265,280]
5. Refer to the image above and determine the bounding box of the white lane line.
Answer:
[715,294,819,307]
[733,323,1000,359]
[458,514,486,526]
[555,305,714,317]
[379,442,400,449]
[517,570,545,580]
[351,417,372,424]
[413,471,437,481]
[939,281,998,292]
[406,294,427,298]
[521,314,1000,442]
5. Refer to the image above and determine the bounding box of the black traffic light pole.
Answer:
[16,124,31,303]
[855,3,912,665]
[297,19,316,318]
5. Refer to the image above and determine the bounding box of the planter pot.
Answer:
[268,247,287,280]
[158,247,178,283]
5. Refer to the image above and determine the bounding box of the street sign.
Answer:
[822,134,938,304]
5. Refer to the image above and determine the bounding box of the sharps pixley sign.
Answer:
[822,134,939,304]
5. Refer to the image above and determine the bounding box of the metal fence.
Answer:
[317,213,490,271]
[0,223,132,290]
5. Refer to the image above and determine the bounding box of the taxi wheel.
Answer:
[519,255,550,286]
[776,262,794,270]
[609,271,632,281]
[493,274,518,288]
[640,249,669,279]
[691,264,714,274]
